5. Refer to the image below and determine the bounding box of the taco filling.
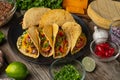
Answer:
[17,31,38,55]
[72,33,87,53]
[39,28,52,55]
[55,28,68,57]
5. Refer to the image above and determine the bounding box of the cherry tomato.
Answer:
[95,51,104,57]
[104,52,110,57]
[95,45,104,52]
[95,42,115,58]
[99,42,110,48]
[108,48,115,55]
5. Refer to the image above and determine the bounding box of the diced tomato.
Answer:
[41,34,45,37]
[58,31,64,36]
[63,40,68,44]
[59,46,64,53]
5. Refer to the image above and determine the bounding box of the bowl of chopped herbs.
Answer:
[49,58,86,80]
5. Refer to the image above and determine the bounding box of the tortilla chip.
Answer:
[53,23,70,58]
[22,7,51,29]
[62,22,82,54]
[17,29,40,58]
[39,9,75,28]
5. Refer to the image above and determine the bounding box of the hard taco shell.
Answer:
[39,9,75,28]
[17,27,40,58]
[53,23,70,58]
[62,22,82,54]
[22,7,51,29]
[71,33,87,54]
[38,26,53,57]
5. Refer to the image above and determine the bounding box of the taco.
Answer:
[17,27,40,58]
[39,9,75,28]
[22,7,51,29]
[38,26,53,57]
[71,33,87,54]
[62,22,87,54]
[53,23,70,58]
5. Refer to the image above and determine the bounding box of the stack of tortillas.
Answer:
[87,0,120,29]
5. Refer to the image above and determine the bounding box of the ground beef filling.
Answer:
[0,1,13,22]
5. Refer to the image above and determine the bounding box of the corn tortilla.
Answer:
[62,22,82,54]
[17,27,40,58]
[39,9,75,28]
[53,23,70,58]
[37,27,53,57]
[22,7,51,29]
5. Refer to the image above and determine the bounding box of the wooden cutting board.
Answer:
[87,0,120,29]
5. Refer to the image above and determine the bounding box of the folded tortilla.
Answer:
[22,7,51,29]
[39,9,75,28]
[17,27,40,58]
[38,26,53,57]
[53,23,70,58]
[62,22,87,54]
[71,33,87,54]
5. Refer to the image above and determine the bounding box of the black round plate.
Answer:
[8,14,91,65]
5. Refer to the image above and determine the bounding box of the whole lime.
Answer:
[5,62,29,80]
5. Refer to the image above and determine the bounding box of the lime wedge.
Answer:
[82,57,96,72]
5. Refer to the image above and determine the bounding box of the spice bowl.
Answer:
[0,0,16,27]
[49,58,86,80]
[90,38,120,62]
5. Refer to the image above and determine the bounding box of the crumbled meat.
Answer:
[0,1,13,25]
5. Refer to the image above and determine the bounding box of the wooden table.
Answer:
[0,11,120,80]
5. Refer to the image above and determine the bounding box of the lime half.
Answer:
[82,57,96,72]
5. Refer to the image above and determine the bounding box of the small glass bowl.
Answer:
[90,39,120,62]
[49,58,86,80]
[0,78,15,80]
[0,0,16,27]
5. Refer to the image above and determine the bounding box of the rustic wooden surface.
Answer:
[0,12,120,80]
[0,2,120,79]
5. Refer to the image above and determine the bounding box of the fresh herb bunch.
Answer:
[16,0,63,10]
